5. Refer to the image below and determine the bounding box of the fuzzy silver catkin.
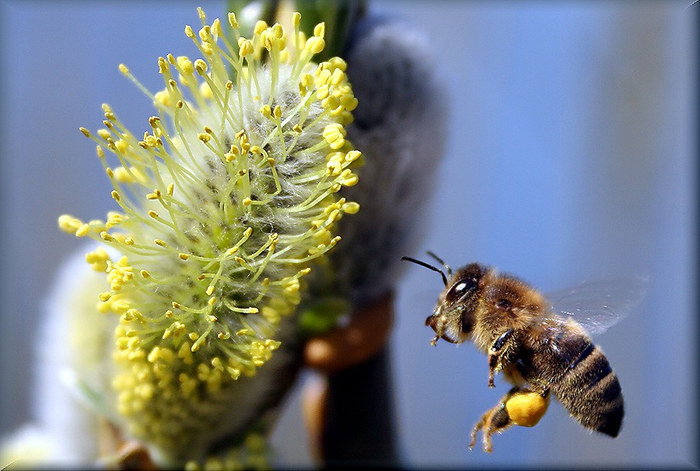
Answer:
[333,17,448,306]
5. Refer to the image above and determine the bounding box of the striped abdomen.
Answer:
[548,336,624,437]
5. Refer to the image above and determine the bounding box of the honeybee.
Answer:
[402,253,644,453]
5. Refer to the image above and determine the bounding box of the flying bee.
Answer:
[402,253,645,453]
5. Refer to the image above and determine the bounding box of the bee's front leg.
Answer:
[487,329,514,388]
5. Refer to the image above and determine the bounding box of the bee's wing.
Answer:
[543,275,648,336]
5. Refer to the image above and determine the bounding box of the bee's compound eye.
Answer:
[446,277,478,302]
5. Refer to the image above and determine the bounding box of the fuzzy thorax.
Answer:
[469,268,548,355]
[58,8,359,465]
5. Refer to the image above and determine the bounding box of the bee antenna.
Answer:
[401,256,448,286]
[425,250,452,277]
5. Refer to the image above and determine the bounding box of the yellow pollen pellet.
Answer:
[505,391,550,427]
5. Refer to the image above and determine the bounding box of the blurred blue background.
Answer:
[0,0,695,468]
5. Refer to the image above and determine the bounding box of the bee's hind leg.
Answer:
[469,387,519,453]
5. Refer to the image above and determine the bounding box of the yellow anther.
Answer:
[342,201,360,214]
[154,90,171,107]
[322,123,346,150]
[313,22,325,39]
[339,169,359,186]
[146,189,161,200]
[199,82,212,99]
[228,12,238,28]
[176,56,194,75]
[238,38,254,57]
[157,56,169,73]
[74,223,90,237]
[254,20,268,35]
[345,150,361,162]
[194,59,207,75]
[306,37,325,54]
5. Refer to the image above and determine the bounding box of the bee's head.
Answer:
[402,255,485,345]
[426,263,485,344]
